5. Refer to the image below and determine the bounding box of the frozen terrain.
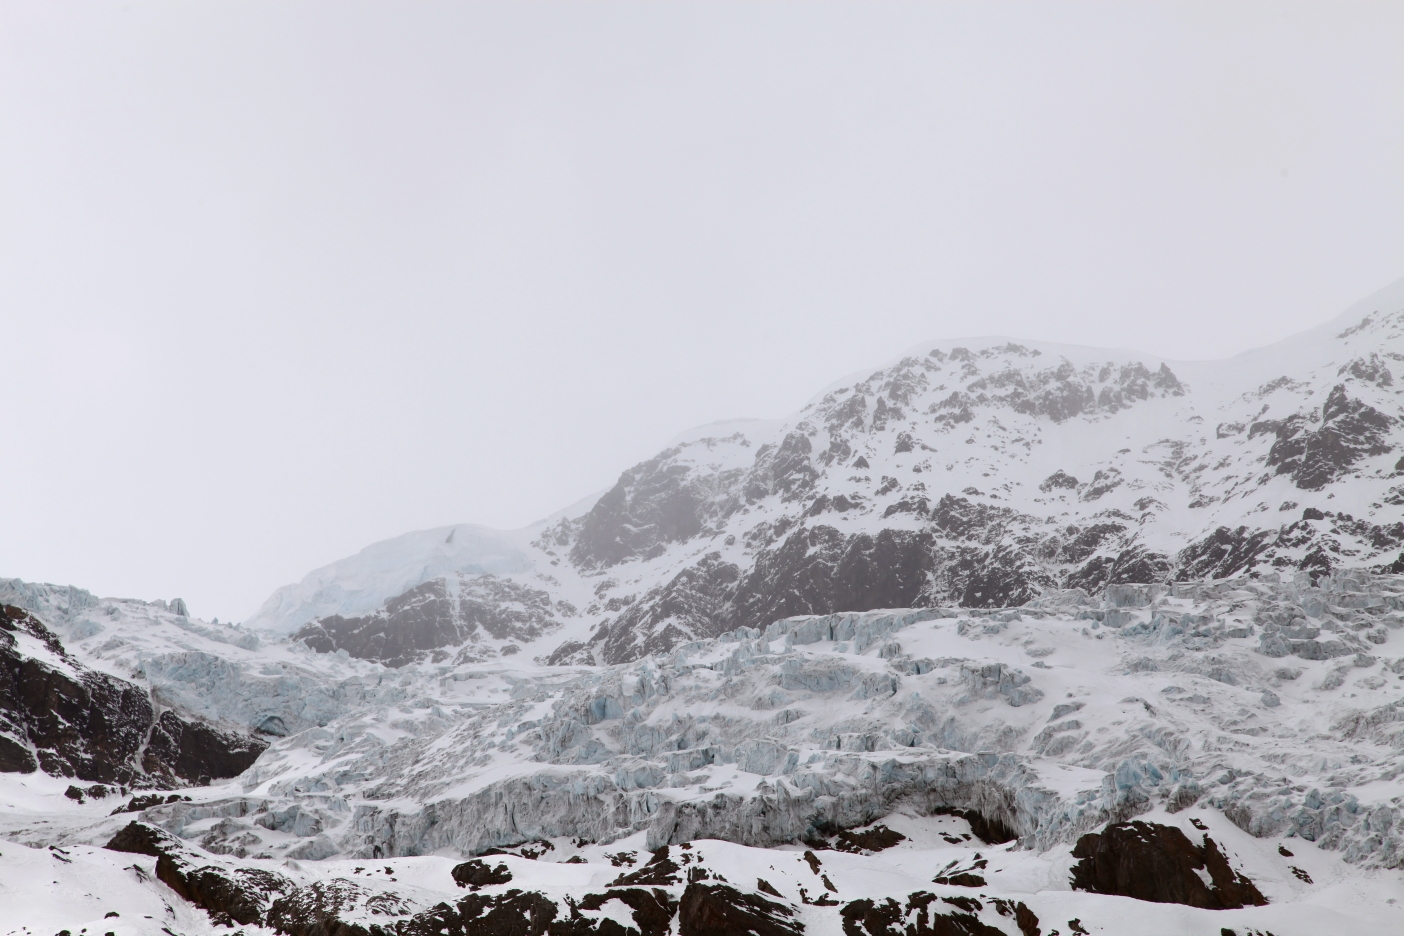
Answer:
[4,562,1404,932]
[243,279,1404,674]
[3,280,1404,933]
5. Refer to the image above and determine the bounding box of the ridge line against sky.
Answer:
[1,2,1401,622]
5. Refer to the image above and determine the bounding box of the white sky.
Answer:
[1,2,1401,623]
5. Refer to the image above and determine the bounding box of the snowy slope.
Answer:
[245,524,539,635]
[4,569,1404,934]
[4,280,1404,934]
[251,278,1404,671]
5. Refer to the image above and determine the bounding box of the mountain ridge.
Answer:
[253,278,1404,670]
[4,279,1404,933]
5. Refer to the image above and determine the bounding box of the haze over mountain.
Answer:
[5,2,1402,630]
[3,281,1404,935]
[250,278,1404,671]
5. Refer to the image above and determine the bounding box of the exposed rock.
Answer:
[296,574,562,667]
[1176,527,1274,580]
[571,447,721,569]
[1264,385,1394,491]
[0,605,152,783]
[841,893,1010,936]
[267,878,411,935]
[452,858,513,890]
[571,888,677,936]
[677,882,803,936]
[612,847,681,886]
[1069,820,1268,909]
[396,889,558,936]
[0,604,268,786]
[729,527,937,632]
[143,709,267,784]
[572,553,741,666]
[110,792,191,815]
[106,821,292,926]
[1038,471,1079,493]
[747,432,821,503]
[106,819,180,857]
[833,824,906,854]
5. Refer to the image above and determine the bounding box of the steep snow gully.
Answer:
[5,280,1404,934]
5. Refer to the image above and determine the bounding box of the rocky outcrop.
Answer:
[567,553,741,665]
[106,821,293,926]
[573,888,677,936]
[266,878,413,936]
[0,604,153,782]
[729,527,938,631]
[840,893,1019,936]
[451,858,513,890]
[570,442,744,569]
[0,604,267,785]
[1260,385,1394,491]
[832,824,905,854]
[677,882,802,936]
[296,574,565,667]
[143,709,267,783]
[397,889,558,936]
[1069,820,1267,909]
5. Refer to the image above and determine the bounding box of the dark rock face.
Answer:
[296,575,563,667]
[931,543,1054,610]
[1176,527,1275,581]
[0,605,152,783]
[930,873,985,888]
[1172,512,1404,581]
[563,526,943,665]
[956,356,1183,424]
[840,893,1012,936]
[928,807,1016,846]
[1038,470,1079,492]
[1064,545,1172,594]
[111,792,191,815]
[569,889,677,936]
[0,604,268,785]
[451,858,513,890]
[1069,820,1268,909]
[611,847,681,887]
[573,554,741,666]
[398,889,559,936]
[833,824,905,854]
[1338,353,1394,387]
[677,882,803,936]
[265,878,413,936]
[0,723,36,772]
[570,447,730,569]
[106,819,178,856]
[107,821,292,927]
[729,526,936,632]
[746,432,821,503]
[173,864,295,928]
[395,886,677,936]
[143,709,267,784]
[1263,385,1394,490]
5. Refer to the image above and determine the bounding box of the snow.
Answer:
[244,523,540,634]
[5,281,1404,932]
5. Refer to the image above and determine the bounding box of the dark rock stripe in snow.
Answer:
[1069,820,1268,909]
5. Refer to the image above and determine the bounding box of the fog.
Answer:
[1,2,1400,622]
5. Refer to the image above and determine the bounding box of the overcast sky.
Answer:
[1,2,1401,623]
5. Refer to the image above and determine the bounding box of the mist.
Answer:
[1,1,1401,622]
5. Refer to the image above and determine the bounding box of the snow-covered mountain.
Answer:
[4,279,1404,935]
[260,278,1404,671]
